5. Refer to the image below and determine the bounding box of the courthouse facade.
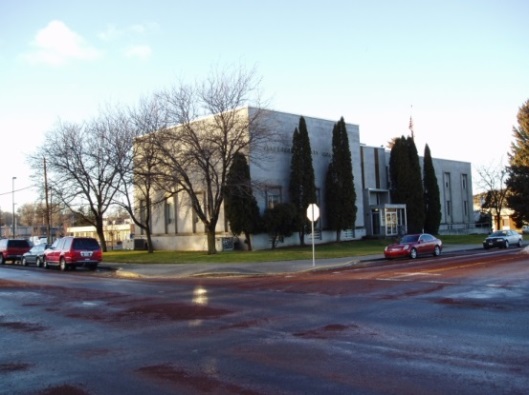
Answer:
[140,108,473,251]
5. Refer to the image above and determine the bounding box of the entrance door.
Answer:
[385,210,398,236]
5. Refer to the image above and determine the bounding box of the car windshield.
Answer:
[400,235,419,243]
[490,231,507,237]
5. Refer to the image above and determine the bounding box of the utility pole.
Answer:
[12,176,16,237]
[44,158,51,243]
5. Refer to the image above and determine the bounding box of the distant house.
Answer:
[67,219,135,250]
[473,193,521,233]
[136,108,474,251]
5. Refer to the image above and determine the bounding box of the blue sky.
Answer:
[1,0,528,208]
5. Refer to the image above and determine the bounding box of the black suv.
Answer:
[0,239,32,264]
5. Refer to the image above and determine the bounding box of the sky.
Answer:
[1,0,528,210]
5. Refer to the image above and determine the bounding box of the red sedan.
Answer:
[384,233,443,259]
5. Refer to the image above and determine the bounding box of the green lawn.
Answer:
[104,234,486,265]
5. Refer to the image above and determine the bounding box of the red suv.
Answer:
[44,237,102,271]
[0,239,31,265]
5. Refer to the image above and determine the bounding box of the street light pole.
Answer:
[12,176,16,238]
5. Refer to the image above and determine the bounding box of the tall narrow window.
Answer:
[139,200,146,235]
[164,196,175,234]
[374,148,381,189]
[360,148,366,189]
[192,192,205,234]
[266,186,282,208]
[446,200,452,218]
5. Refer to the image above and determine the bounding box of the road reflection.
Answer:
[192,286,208,305]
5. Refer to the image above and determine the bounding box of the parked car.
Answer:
[384,233,443,259]
[483,230,523,249]
[43,237,102,271]
[21,243,49,267]
[0,239,32,264]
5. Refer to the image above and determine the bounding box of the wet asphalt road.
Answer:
[1,249,529,395]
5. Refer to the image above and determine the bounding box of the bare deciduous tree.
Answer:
[111,95,169,253]
[33,111,122,251]
[476,161,509,231]
[151,65,270,254]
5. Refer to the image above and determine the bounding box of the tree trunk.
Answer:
[299,230,305,246]
[495,214,502,231]
[244,231,253,251]
[206,227,217,255]
[145,230,154,253]
[96,226,107,252]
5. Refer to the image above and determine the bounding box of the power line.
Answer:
[0,185,35,197]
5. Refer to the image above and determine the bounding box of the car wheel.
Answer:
[0,255,4,265]
[433,245,441,257]
[43,258,49,269]
[517,240,522,248]
[504,240,510,249]
[410,248,418,259]
[60,258,68,271]
[22,257,28,266]
[36,257,42,268]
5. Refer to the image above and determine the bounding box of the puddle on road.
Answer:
[192,286,208,305]
[449,285,525,300]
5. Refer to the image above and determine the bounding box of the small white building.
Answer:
[67,219,135,250]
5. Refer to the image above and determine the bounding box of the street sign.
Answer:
[306,203,320,222]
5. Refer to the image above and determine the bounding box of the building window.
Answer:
[139,200,146,235]
[266,186,282,208]
[375,148,381,189]
[360,148,365,189]
[446,200,452,218]
[462,174,468,190]
[192,192,205,234]
[444,172,451,189]
[164,196,175,234]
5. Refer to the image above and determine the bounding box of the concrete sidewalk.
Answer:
[101,244,482,279]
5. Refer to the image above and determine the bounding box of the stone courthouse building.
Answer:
[139,107,473,251]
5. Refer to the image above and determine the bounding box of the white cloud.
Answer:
[22,20,101,66]
[124,45,152,60]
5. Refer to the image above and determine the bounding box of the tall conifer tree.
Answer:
[289,117,316,245]
[389,136,425,234]
[423,144,441,234]
[325,117,357,241]
[224,152,261,251]
[506,99,529,226]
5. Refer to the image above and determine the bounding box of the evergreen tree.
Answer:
[506,99,529,227]
[423,144,441,234]
[325,117,357,241]
[263,203,297,249]
[325,161,339,233]
[289,117,316,246]
[224,153,261,251]
[389,136,425,234]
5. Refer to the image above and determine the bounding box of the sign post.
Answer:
[306,203,320,267]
